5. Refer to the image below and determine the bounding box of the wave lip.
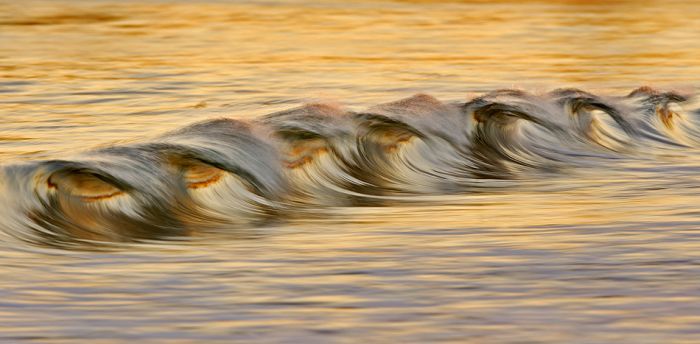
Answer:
[0,87,697,245]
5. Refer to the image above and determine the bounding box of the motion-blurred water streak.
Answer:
[2,0,700,342]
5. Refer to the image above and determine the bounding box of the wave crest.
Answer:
[1,87,698,245]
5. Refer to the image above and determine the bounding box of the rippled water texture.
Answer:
[2,0,700,343]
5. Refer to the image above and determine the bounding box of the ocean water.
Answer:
[2,0,700,342]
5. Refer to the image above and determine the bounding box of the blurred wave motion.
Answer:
[1,87,698,245]
[3,0,700,342]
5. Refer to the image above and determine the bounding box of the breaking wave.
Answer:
[1,87,699,246]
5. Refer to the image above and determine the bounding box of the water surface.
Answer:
[2,0,700,342]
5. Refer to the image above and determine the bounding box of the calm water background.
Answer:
[2,0,700,342]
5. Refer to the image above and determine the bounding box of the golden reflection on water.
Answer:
[1,0,700,160]
[2,0,700,342]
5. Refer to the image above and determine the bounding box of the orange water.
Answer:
[2,0,700,342]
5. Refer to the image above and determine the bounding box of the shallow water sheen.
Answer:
[2,0,700,343]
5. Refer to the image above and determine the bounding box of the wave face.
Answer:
[1,87,699,245]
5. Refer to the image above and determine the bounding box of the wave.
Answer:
[1,87,698,245]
